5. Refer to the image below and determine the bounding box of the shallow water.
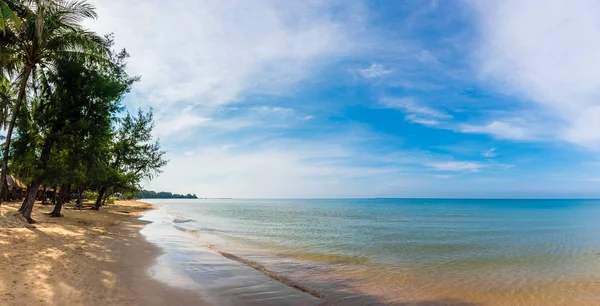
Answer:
[141,199,600,305]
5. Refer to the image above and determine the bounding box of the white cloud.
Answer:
[427,161,484,172]
[404,114,440,126]
[85,0,368,107]
[356,63,392,79]
[382,97,451,126]
[471,0,600,149]
[154,109,210,137]
[249,106,295,117]
[146,141,513,197]
[482,148,497,158]
[204,105,307,132]
[144,127,514,197]
[560,106,600,148]
[145,140,415,198]
[459,120,536,141]
[383,97,450,119]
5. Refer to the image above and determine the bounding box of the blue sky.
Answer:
[86,0,600,198]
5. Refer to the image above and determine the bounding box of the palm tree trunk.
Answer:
[20,180,40,223]
[0,65,32,206]
[17,185,30,213]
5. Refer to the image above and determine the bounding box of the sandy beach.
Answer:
[0,200,205,306]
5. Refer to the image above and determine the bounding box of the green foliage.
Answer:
[12,43,137,187]
[0,1,168,218]
[83,190,98,201]
[0,0,111,213]
[0,0,22,35]
[92,108,168,207]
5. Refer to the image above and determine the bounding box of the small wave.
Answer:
[288,252,369,265]
[173,218,194,224]
[173,225,201,236]
[171,223,324,299]
[205,243,324,299]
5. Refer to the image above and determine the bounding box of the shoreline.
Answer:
[0,200,206,306]
[139,201,322,305]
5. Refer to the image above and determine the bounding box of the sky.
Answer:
[84,0,600,198]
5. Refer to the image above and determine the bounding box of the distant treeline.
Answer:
[133,190,198,199]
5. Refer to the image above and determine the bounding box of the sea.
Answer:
[139,198,600,305]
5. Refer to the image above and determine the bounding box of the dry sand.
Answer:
[0,200,205,306]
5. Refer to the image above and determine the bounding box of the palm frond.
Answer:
[0,1,22,35]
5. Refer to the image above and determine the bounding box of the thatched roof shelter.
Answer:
[6,175,24,189]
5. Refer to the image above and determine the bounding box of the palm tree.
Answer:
[0,0,21,35]
[0,0,107,208]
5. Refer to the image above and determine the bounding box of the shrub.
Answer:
[83,190,98,201]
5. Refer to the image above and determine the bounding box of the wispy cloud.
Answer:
[470,0,600,149]
[482,148,497,158]
[145,137,414,198]
[382,97,451,126]
[86,0,370,108]
[404,114,442,127]
[427,161,484,172]
[249,106,295,117]
[383,97,450,119]
[459,120,536,141]
[146,134,512,197]
[155,108,211,137]
[355,63,392,79]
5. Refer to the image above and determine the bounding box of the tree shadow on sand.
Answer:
[0,201,202,306]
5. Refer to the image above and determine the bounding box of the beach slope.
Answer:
[0,200,204,306]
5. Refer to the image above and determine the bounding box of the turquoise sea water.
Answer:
[141,199,600,305]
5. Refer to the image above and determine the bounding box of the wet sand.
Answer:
[140,208,321,306]
[0,200,205,306]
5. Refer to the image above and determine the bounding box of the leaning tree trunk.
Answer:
[102,188,110,206]
[19,180,41,223]
[93,186,107,210]
[17,186,31,214]
[0,65,33,207]
[15,137,54,223]
[49,183,68,217]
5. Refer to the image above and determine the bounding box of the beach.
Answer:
[0,201,205,306]
[3,198,600,305]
